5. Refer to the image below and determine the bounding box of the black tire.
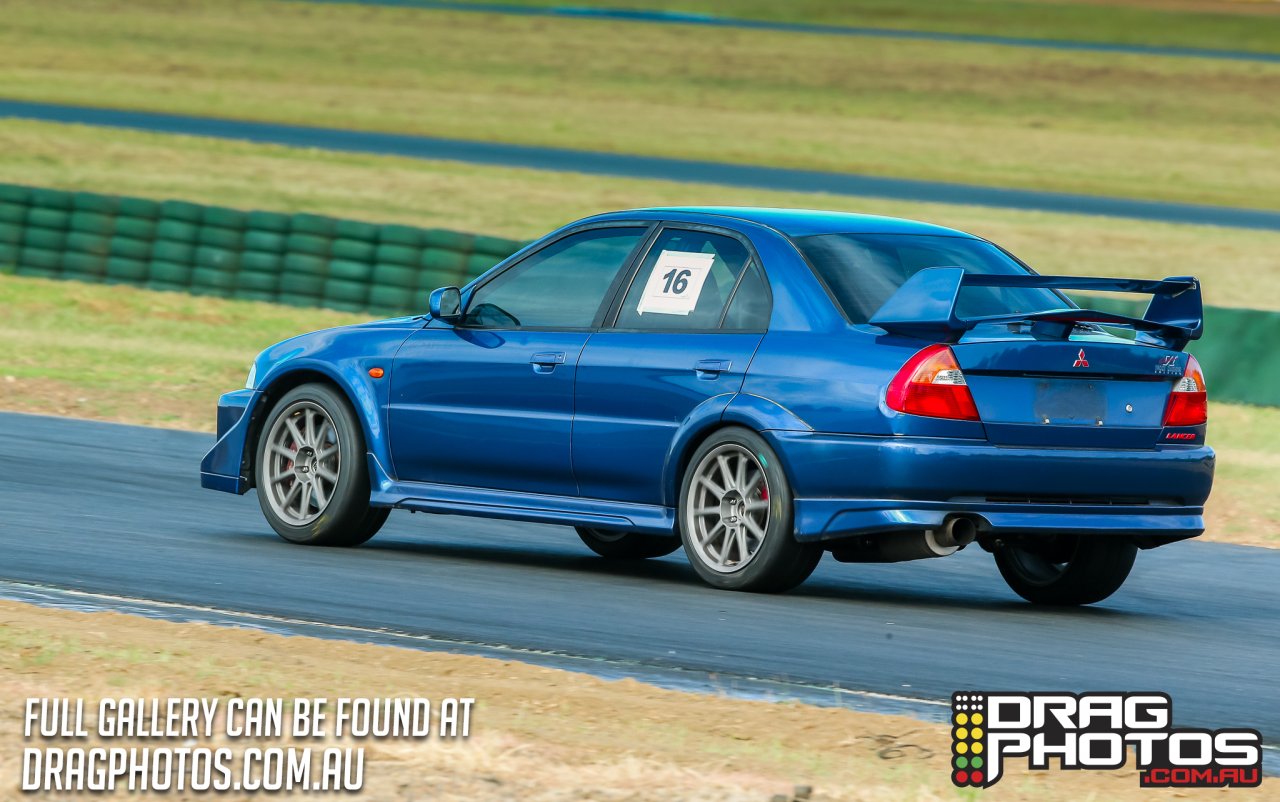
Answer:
[678,427,821,593]
[575,527,682,559]
[254,383,388,546]
[994,535,1137,605]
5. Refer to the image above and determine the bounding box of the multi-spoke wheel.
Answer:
[575,527,682,559]
[263,400,340,525]
[994,535,1137,605]
[685,444,771,573]
[255,383,388,546]
[679,427,821,592]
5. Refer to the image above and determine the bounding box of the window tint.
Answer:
[722,263,770,331]
[793,233,1062,324]
[614,229,752,331]
[462,227,645,328]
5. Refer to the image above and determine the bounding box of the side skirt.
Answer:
[367,454,677,536]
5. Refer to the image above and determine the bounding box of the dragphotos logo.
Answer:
[950,692,1261,789]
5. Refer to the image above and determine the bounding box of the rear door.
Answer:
[389,224,649,495]
[952,331,1184,449]
[573,225,771,504]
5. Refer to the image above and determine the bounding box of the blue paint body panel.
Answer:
[201,208,1215,544]
[389,326,590,495]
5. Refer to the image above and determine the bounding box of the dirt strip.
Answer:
[0,601,1271,801]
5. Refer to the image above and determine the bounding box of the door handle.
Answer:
[694,359,731,379]
[530,351,566,373]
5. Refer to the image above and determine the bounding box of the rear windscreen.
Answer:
[792,233,1064,324]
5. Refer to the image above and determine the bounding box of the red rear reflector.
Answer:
[886,344,980,421]
[1163,354,1207,427]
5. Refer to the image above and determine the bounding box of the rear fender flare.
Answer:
[722,393,813,434]
[660,393,814,508]
[659,394,737,508]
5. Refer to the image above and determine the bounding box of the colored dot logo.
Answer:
[951,693,986,787]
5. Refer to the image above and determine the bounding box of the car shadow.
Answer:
[210,528,1154,620]
[362,534,1149,619]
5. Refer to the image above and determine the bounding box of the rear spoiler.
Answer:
[869,267,1203,350]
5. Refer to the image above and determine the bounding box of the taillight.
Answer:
[1163,354,1207,427]
[887,344,980,421]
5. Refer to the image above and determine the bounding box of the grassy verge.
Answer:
[0,275,1274,547]
[6,120,1280,311]
[4,1,1280,209]
[449,0,1280,53]
[3,601,1275,801]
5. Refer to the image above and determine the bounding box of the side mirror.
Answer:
[429,286,462,323]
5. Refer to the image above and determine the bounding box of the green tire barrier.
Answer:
[3,182,1273,407]
[1071,294,1280,407]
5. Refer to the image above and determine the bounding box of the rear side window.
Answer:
[462,227,646,329]
[721,263,770,331]
[793,233,1062,324]
[614,228,759,331]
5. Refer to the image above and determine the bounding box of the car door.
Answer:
[573,224,772,504]
[389,224,650,496]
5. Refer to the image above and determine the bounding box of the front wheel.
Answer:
[994,535,1137,605]
[678,427,821,593]
[575,527,682,559]
[255,383,388,547]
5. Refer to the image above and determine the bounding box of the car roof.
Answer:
[625,207,978,239]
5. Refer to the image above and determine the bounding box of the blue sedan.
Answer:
[201,208,1213,604]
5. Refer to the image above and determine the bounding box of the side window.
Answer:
[614,229,753,331]
[721,263,770,331]
[462,227,646,328]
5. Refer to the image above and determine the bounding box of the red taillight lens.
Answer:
[1163,354,1207,427]
[887,344,981,421]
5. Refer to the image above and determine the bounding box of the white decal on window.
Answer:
[635,250,715,315]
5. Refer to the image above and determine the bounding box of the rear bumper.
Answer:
[793,498,1204,542]
[199,388,260,494]
[769,430,1214,542]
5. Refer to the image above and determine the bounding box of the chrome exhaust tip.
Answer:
[937,516,979,549]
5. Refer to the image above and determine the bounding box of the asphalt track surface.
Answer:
[7,100,1280,233]
[299,0,1280,64]
[1,412,1277,745]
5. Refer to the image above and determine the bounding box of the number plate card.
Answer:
[636,250,715,315]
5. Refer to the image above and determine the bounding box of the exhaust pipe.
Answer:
[830,516,981,563]
[937,516,978,549]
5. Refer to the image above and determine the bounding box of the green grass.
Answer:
[453,0,1280,53]
[0,273,1273,546]
[1205,403,1280,546]
[4,1,1280,210]
[6,119,1280,311]
[0,273,364,430]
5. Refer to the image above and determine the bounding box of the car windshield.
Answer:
[792,233,1064,324]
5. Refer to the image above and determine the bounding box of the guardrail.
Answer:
[1,182,1276,407]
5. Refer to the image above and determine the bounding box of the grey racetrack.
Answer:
[6,99,1280,232]
[1,412,1276,743]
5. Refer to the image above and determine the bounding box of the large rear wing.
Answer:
[869,267,1203,350]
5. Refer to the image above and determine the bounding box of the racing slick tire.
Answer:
[575,527,682,559]
[994,535,1137,606]
[255,383,388,546]
[678,427,821,593]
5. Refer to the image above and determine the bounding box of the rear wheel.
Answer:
[255,383,388,546]
[679,428,821,593]
[575,527,681,559]
[994,535,1137,605]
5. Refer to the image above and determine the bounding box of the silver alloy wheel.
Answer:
[685,443,770,574]
[263,400,341,526]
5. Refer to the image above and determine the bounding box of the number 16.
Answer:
[662,269,691,294]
